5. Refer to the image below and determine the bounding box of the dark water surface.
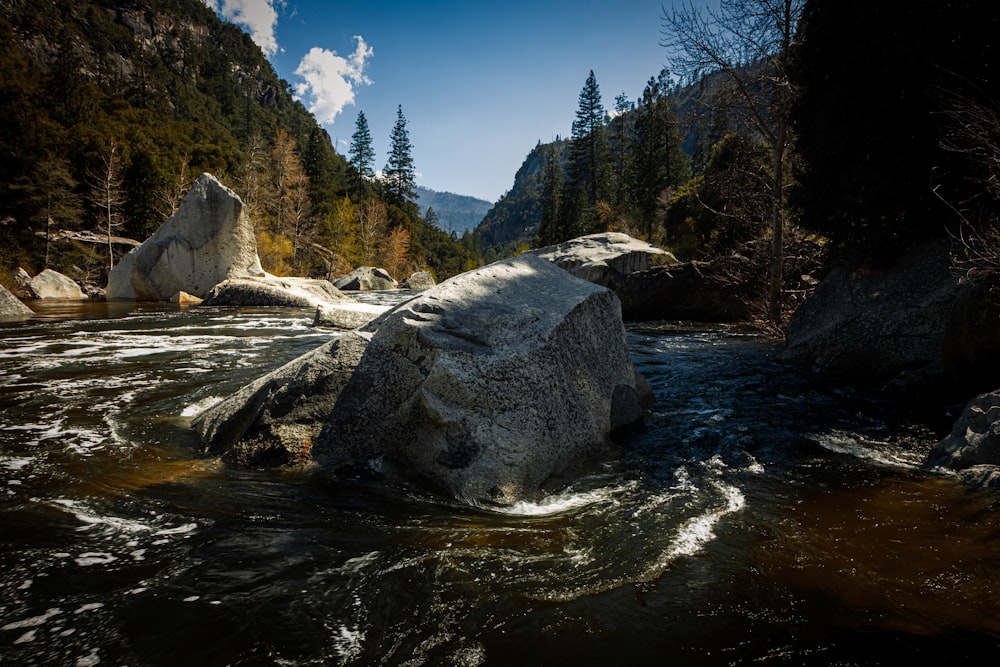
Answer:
[2,297,999,665]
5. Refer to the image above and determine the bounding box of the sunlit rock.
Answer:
[194,254,653,505]
[0,283,33,320]
[107,173,264,301]
[200,276,348,309]
[333,266,398,291]
[530,232,675,288]
[25,268,87,300]
[313,301,391,329]
[403,270,436,291]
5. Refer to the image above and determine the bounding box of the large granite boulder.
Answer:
[24,268,87,300]
[0,283,33,320]
[107,173,264,301]
[782,239,962,382]
[333,267,398,291]
[194,254,652,505]
[200,276,349,309]
[531,232,675,288]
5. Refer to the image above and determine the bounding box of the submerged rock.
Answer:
[194,254,652,505]
[200,276,348,309]
[333,266,398,291]
[531,232,674,289]
[0,283,33,320]
[26,268,87,300]
[107,173,264,301]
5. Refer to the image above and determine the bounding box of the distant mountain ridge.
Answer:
[414,186,492,236]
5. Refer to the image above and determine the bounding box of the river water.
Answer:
[1,295,999,665]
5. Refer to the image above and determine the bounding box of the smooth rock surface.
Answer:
[0,283,33,320]
[195,253,652,504]
[200,276,348,309]
[27,268,87,300]
[333,267,398,291]
[531,232,674,288]
[107,173,264,301]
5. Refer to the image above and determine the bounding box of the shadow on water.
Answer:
[1,305,999,664]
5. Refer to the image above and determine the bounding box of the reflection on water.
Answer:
[1,299,999,665]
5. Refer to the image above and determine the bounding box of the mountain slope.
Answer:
[414,186,492,236]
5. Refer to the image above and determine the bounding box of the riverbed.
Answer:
[1,297,999,665]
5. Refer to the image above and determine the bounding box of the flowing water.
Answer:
[1,296,999,665]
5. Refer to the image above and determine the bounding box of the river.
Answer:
[1,296,999,665]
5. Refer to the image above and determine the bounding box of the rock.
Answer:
[333,267,398,291]
[928,390,1000,471]
[403,270,436,291]
[194,333,371,467]
[782,239,962,382]
[194,254,652,505]
[26,268,87,300]
[200,276,349,309]
[530,232,675,289]
[314,302,392,329]
[958,465,1000,491]
[169,291,203,305]
[107,173,265,301]
[617,260,751,323]
[0,283,33,320]
[10,267,31,298]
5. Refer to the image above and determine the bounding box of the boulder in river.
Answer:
[530,232,675,289]
[782,239,962,383]
[333,266,398,291]
[403,270,436,291]
[313,301,392,329]
[25,268,87,300]
[200,276,349,309]
[194,253,653,505]
[107,173,265,301]
[0,283,33,320]
[928,390,1000,490]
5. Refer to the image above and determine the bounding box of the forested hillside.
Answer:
[0,0,475,286]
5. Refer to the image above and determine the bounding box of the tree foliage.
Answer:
[791,0,1000,262]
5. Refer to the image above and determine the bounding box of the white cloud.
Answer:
[213,0,281,57]
[294,36,373,126]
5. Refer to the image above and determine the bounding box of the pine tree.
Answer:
[537,147,564,246]
[349,110,375,192]
[384,105,416,204]
[565,70,608,234]
[629,72,689,239]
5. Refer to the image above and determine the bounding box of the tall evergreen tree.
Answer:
[566,70,608,213]
[629,72,689,238]
[348,110,375,191]
[537,147,564,246]
[384,105,416,204]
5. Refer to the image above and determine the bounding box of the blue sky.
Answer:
[203,1,675,203]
